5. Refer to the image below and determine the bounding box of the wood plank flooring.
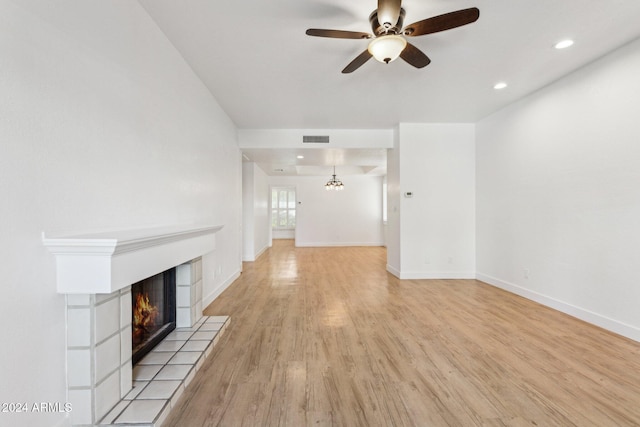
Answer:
[164,240,640,426]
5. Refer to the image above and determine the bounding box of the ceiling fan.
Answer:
[305,0,479,73]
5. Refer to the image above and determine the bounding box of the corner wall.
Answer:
[476,37,640,341]
[242,162,270,261]
[387,124,476,279]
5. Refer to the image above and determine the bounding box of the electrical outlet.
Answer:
[524,268,530,279]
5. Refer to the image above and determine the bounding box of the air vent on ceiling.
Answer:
[303,135,330,143]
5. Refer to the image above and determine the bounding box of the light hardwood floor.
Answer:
[165,240,640,426]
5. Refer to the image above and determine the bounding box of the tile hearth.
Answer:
[99,315,230,426]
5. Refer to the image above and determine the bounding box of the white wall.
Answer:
[476,38,640,341]
[269,175,385,247]
[0,2,241,426]
[386,127,402,271]
[387,124,476,279]
[242,163,256,259]
[242,163,270,260]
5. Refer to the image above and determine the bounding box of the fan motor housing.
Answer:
[369,8,405,36]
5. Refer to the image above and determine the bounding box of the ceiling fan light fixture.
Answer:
[368,34,407,64]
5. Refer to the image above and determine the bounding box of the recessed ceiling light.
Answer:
[555,39,574,49]
[297,155,304,159]
[494,82,507,90]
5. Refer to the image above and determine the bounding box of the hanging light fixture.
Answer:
[325,165,344,191]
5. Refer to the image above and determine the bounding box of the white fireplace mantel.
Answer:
[43,224,223,294]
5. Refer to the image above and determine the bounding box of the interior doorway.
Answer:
[271,186,296,241]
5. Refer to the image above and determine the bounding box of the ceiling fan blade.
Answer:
[377,0,402,28]
[404,7,480,37]
[306,29,372,39]
[400,43,431,68]
[342,50,373,74]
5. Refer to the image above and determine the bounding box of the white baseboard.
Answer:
[476,272,640,343]
[242,244,268,262]
[254,245,268,260]
[398,271,476,280]
[386,264,401,278]
[203,269,241,308]
[386,264,474,280]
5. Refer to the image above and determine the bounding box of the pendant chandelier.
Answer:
[325,165,344,191]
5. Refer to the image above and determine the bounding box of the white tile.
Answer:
[139,351,175,365]
[206,316,229,323]
[190,307,197,325]
[67,294,90,306]
[174,325,199,333]
[120,324,132,363]
[153,340,186,352]
[183,367,196,387]
[176,264,191,286]
[176,307,191,328]
[67,307,91,347]
[194,258,202,282]
[133,364,163,381]
[67,349,91,387]
[95,371,120,421]
[120,363,133,398]
[198,323,221,332]
[190,283,197,306]
[124,381,148,400]
[95,291,118,304]
[137,380,182,399]
[155,400,172,427]
[170,384,185,408]
[182,340,209,352]
[195,301,203,320]
[95,334,120,383]
[169,351,202,365]
[176,286,191,307]
[100,400,129,424]
[191,331,216,341]
[95,297,120,343]
[115,399,168,424]
[120,291,132,327]
[155,364,192,381]
[164,330,193,341]
[68,389,93,425]
[195,280,203,303]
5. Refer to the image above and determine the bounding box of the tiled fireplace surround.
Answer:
[43,225,224,426]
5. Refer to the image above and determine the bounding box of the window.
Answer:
[272,188,296,229]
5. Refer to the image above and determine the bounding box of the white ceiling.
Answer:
[139,0,640,175]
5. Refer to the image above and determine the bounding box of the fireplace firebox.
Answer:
[131,267,176,365]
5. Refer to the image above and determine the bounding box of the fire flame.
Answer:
[133,293,159,335]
